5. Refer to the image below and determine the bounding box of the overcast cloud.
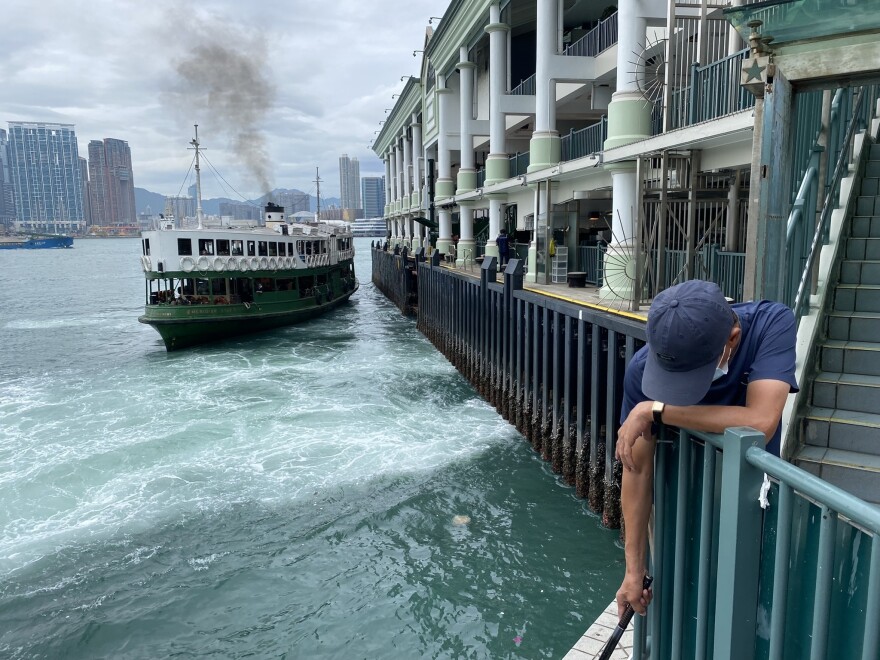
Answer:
[1,0,445,200]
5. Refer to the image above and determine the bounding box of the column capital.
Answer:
[485,22,509,34]
[456,61,477,71]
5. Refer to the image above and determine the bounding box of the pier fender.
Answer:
[213,257,225,272]
[197,256,210,271]
[180,256,195,272]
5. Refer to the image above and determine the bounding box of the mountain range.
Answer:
[134,188,342,216]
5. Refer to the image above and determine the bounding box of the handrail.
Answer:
[746,446,880,532]
[563,11,618,57]
[790,86,866,318]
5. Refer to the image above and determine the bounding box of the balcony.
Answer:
[563,11,618,57]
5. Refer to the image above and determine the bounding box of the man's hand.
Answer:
[616,572,653,618]
[616,400,653,471]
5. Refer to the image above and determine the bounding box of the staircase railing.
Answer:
[785,86,875,319]
[563,11,618,57]
[639,425,880,660]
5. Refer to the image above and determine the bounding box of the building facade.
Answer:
[361,176,386,219]
[7,122,86,233]
[0,129,15,230]
[88,138,136,226]
[338,154,361,212]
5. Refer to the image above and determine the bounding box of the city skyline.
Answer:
[1,0,446,200]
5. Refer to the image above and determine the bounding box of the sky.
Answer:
[1,0,447,201]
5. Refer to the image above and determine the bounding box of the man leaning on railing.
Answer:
[614,280,799,619]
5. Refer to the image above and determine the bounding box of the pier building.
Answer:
[372,0,880,658]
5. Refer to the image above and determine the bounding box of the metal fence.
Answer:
[510,73,536,96]
[563,11,618,57]
[641,425,880,660]
[575,245,605,286]
[561,117,607,162]
[509,152,530,177]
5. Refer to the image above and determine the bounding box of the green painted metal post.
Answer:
[713,427,766,660]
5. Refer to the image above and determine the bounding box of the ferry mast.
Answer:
[190,125,205,229]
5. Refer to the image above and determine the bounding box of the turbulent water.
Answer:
[0,237,621,659]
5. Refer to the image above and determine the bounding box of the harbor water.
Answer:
[0,238,621,659]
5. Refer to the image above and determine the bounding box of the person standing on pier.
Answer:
[614,279,798,618]
[496,229,510,267]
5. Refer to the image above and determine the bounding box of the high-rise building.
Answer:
[0,129,15,230]
[338,154,361,212]
[88,138,136,226]
[361,176,386,219]
[79,157,92,226]
[7,122,86,233]
[163,196,195,227]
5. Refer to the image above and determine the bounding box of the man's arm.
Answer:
[615,432,655,618]
[617,378,790,471]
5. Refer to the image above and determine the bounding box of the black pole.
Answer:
[427,157,436,247]
[596,575,653,660]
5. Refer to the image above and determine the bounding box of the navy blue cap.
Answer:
[642,280,734,406]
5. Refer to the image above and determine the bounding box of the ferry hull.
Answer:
[0,236,74,249]
[139,285,358,350]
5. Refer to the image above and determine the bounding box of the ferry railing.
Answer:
[642,425,880,660]
[509,74,536,96]
[687,49,754,126]
[563,11,618,57]
[561,118,607,163]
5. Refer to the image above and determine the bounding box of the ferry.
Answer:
[0,234,74,249]
[138,129,357,351]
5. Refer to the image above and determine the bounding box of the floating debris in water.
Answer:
[452,515,471,525]
[513,635,523,646]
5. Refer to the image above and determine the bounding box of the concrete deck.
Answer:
[562,600,635,660]
[438,261,649,323]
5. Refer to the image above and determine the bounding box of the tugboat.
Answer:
[138,128,357,350]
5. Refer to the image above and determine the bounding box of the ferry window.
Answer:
[298,275,314,294]
[177,238,192,255]
[276,278,295,291]
[143,239,150,256]
[247,241,256,256]
[216,240,230,256]
[268,242,278,257]
[296,241,304,255]
[181,279,194,295]
[258,241,268,256]
[196,278,210,295]
[198,239,215,256]
[317,274,328,285]
[280,243,288,257]
[231,240,243,256]
[257,277,274,292]
[211,278,226,295]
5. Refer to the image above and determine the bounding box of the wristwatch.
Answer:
[652,401,666,426]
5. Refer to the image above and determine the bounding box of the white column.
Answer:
[535,0,556,132]
[484,3,509,186]
[403,130,413,201]
[395,142,405,246]
[411,115,424,249]
[436,74,454,255]
[601,0,649,302]
[457,47,476,265]
[485,197,504,262]
[384,155,392,220]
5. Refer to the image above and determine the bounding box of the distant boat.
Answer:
[138,127,358,351]
[351,218,388,237]
[0,234,74,250]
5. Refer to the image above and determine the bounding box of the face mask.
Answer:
[713,346,730,381]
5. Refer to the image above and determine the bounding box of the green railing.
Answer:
[642,426,880,660]
[509,152,530,177]
[575,245,605,286]
[561,117,607,162]
[510,74,536,96]
[667,49,755,131]
[563,11,618,57]
[785,85,878,318]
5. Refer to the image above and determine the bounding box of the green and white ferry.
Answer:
[138,130,357,350]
